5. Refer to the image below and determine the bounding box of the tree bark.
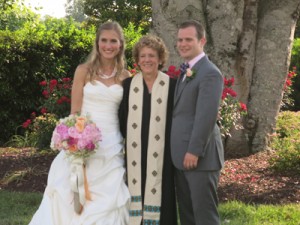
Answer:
[151,0,300,154]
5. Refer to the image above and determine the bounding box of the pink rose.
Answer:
[85,142,96,151]
[68,137,78,146]
[51,132,62,149]
[82,124,101,142]
[77,138,88,150]
[56,124,69,140]
[68,127,82,139]
[186,68,193,77]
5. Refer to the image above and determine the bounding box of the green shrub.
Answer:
[269,111,300,174]
[0,7,144,146]
[27,113,58,149]
[9,113,58,149]
[123,22,143,67]
[0,18,95,145]
[291,38,300,110]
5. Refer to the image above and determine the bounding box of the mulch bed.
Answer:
[218,151,299,204]
[0,147,299,204]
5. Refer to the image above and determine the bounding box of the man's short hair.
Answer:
[179,20,206,40]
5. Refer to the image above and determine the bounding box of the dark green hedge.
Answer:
[0,18,95,145]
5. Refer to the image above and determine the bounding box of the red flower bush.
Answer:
[39,77,72,118]
[166,65,181,79]
[129,63,139,76]
[164,64,247,137]
[219,77,247,137]
[22,77,73,149]
[240,102,247,112]
[281,66,297,110]
[22,119,32,129]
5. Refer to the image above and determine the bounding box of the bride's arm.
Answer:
[70,64,88,114]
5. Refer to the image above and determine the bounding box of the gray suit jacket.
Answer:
[171,55,224,171]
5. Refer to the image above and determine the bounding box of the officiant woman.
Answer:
[119,34,177,225]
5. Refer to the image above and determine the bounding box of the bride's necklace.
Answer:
[97,66,117,79]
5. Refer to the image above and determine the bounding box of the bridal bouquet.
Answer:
[50,113,102,214]
[50,113,102,159]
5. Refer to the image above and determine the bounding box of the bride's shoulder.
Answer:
[119,69,131,81]
[75,63,90,74]
[73,63,90,82]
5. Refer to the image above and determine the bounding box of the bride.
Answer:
[29,21,131,225]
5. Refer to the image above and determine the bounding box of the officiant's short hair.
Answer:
[132,35,169,70]
[178,20,206,40]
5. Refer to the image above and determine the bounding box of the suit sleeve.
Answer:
[187,71,223,157]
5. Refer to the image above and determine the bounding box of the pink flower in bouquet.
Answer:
[51,132,63,148]
[82,124,102,142]
[68,137,78,146]
[50,113,101,159]
[86,142,96,151]
[77,138,89,150]
[56,123,69,139]
[68,127,82,139]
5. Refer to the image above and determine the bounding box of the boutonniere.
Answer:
[185,68,196,81]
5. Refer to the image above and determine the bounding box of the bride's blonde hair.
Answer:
[85,21,126,82]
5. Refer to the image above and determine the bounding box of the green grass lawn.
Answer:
[0,191,299,225]
[0,191,41,225]
[219,201,300,225]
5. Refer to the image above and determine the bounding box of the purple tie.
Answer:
[180,62,189,75]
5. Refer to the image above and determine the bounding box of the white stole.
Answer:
[127,71,169,224]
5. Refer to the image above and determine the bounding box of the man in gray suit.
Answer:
[171,20,224,225]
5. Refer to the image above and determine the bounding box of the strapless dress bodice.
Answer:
[81,81,123,134]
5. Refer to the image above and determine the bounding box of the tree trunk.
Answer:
[151,0,300,154]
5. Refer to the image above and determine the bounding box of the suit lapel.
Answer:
[173,56,209,108]
[174,77,188,107]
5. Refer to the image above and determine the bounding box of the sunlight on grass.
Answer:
[219,201,300,225]
[0,191,299,225]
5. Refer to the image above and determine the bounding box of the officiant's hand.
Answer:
[183,152,199,170]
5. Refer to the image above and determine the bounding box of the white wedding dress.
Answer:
[29,81,130,225]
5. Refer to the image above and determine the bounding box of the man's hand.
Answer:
[183,152,199,170]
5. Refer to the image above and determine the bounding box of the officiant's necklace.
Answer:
[97,66,117,79]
